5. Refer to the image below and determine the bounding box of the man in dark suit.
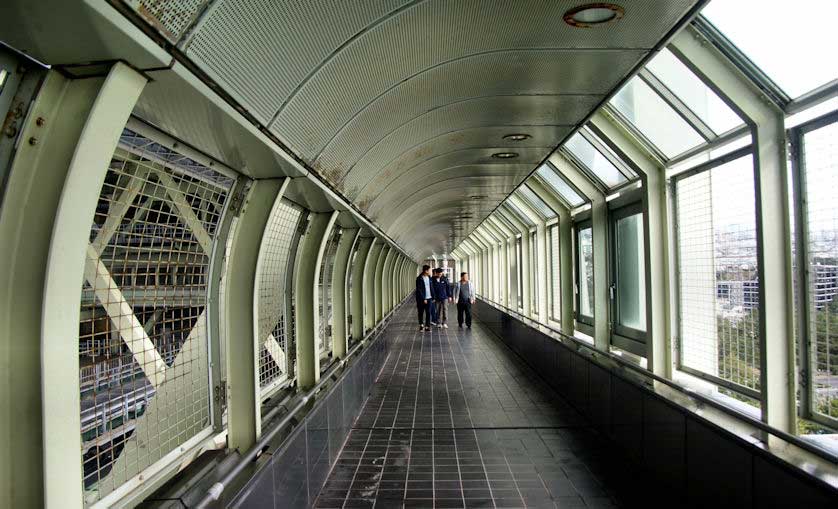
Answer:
[415,265,434,331]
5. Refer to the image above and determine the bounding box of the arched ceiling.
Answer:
[169,0,700,258]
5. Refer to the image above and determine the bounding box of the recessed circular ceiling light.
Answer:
[492,152,519,159]
[563,3,624,28]
[503,133,531,141]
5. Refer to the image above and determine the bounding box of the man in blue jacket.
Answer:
[431,268,452,328]
[415,265,434,331]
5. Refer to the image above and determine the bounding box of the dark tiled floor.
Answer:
[315,307,640,508]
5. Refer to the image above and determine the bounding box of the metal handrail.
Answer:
[476,298,838,465]
[195,295,410,508]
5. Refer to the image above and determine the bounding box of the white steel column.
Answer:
[374,245,391,323]
[363,241,383,331]
[225,178,289,449]
[294,211,339,390]
[350,236,374,341]
[0,64,147,508]
[331,227,360,359]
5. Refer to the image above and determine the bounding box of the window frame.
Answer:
[609,200,648,356]
[790,110,838,429]
[670,145,763,400]
[574,218,595,333]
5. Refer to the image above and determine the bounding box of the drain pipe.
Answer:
[195,296,408,508]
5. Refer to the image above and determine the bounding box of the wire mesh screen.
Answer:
[255,198,303,397]
[802,120,838,421]
[318,228,340,362]
[676,154,761,396]
[80,129,231,501]
[549,224,561,322]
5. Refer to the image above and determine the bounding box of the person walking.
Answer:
[431,268,451,328]
[454,272,475,329]
[415,265,434,331]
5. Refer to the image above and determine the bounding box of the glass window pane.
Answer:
[647,48,743,135]
[611,78,705,158]
[578,226,594,318]
[801,120,838,421]
[505,201,536,227]
[676,154,761,395]
[536,163,585,207]
[518,184,556,219]
[616,212,646,332]
[564,133,627,187]
[702,1,838,99]
[549,224,561,322]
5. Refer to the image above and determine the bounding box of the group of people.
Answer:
[414,265,475,331]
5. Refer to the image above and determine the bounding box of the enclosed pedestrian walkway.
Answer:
[1,1,838,507]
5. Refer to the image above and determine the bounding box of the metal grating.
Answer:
[186,0,407,124]
[315,94,587,196]
[80,130,230,500]
[346,125,567,202]
[268,0,696,160]
[318,228,341,362]
[122,0,208,43]
[801,120,838,421]
[255,198,303,396]
[676,155,761,396]
[280,49,644,165]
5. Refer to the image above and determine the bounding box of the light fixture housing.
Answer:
[563,3,624,28]
[503,133,531,141]
[492,152,519,159]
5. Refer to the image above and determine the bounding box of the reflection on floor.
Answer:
[315,307,642,508]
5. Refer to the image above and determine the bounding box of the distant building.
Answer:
[813,262,838,309]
